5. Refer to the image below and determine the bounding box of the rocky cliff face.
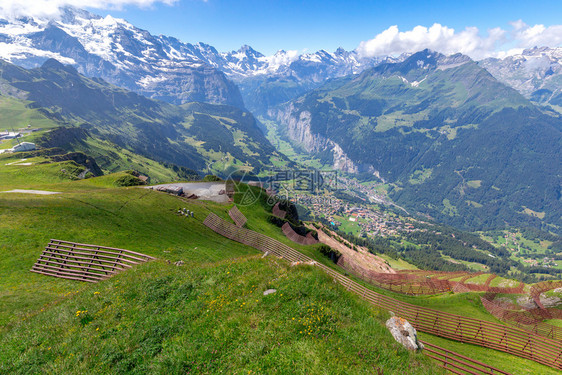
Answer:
[0,8,245,108]
[479,47,562,106]
[271,102,359,173]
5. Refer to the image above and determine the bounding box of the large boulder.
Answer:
[385,316,424,351]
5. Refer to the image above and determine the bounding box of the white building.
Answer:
[12,142,36,152]
[0,132,21,140]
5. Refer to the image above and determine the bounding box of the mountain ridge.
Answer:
[0,58,289,177]
[0,7,396,113]
[0,8,245,108]
[480,47,562,108]
[274,50,562,233]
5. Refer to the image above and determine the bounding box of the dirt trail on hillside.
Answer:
[310,224,394,274]
[1,189,61,195]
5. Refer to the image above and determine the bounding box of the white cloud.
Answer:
[0,0,178,19]
[357,22,562,60]
[268,49,299,66]
[357,23,505,60]
[511,20,562,49]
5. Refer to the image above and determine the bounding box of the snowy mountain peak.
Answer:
[58,6,102,24]
[0,6,388,109]
[479,46,562,105]
[0,7,245,107]
[335,47,347,55]
[235,44,263,57]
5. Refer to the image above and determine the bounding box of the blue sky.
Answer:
[2,0,562,58]
[92,0,562,56]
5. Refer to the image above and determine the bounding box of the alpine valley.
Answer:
[273,50,562,233]
[3,5,562,375]
[0,7,560,235]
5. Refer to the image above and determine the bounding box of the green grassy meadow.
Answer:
[0,155,560,374]
[0,155,442,374]
[0,96,60,131]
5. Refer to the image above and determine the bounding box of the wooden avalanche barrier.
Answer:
[228,205,247,227]
[271,202,287,219]
[420,341,512,375]
[282,222,318,245]
[481,296,562,341]
[530,280,562,309]
[337,256,524,296]
[30,239,155,283]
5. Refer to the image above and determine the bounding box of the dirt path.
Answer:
[1,189,61,195]
[5,159,33,166]
[310,224,394,274]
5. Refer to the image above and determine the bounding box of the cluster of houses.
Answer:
[293,194,343,217]
[291,189,419,238]
[272,172,426,238]
[503,232,559,268]
[522,257,558,268]
[342,206,417,237]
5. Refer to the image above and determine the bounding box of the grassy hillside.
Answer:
[0,96,60,131]
[0,95,196,182]
[2,154,560,374]
[226,185,562,374]
[0,155,439,374]
[0,59,289,176]
[1,257,440,374]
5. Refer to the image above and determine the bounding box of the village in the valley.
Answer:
[268,169,561,273]
[269,170,419,237]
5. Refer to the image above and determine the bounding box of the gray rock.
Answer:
[174,260,185,267]
[263,289,277,296]
[385,316,424,351]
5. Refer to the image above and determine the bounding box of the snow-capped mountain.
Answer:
[0,8,245,107]
[216,45,382,81]
[0,7,390,112]
[480,47,562,106]
[217,46,392,113]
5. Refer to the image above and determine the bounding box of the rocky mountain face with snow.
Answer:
[0,7,394,113]
[214,45,405,114]
[480,47,562,107]
[0,8,245,108]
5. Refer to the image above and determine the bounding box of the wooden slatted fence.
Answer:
[272,202,287,219]
[530,280,562,310]
[420,341,512,375]
[228,205,247,227]
[481,296,562,341]
[281,222,318,245]
[30,239,155,283]
[337,255,524,296]
[338,256,453,295]
[203,213,562,371]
